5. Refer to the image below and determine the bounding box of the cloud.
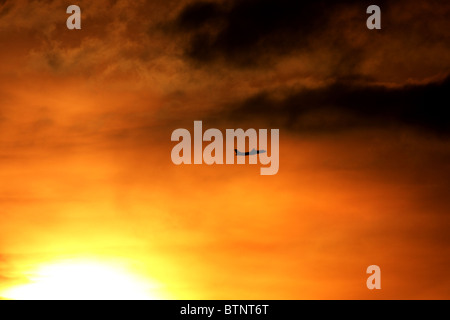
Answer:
[166,0,450,89]
[0,0,176,82]
[223,74,450,134]
[2,0,450,91]
[168,0,386,68]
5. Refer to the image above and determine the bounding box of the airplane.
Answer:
[235,149,267,156]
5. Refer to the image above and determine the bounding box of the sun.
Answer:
[1,259,165,300]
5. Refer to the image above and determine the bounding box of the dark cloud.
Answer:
[170,0,386,67]
[223,75,450,135]
[175,1,225,29]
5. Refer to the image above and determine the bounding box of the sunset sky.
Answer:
[1,0,450,299]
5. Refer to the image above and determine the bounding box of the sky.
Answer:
[0,0,450,299]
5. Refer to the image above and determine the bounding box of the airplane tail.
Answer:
[234,149,238,155]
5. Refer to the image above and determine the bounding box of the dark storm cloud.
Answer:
[224,75,450,134]
[170,0,386,67]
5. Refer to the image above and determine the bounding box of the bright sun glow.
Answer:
[1,259,164,300]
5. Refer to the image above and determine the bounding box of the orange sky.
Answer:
[1,0,450,299]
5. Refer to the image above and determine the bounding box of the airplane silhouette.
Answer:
[235,149,267,156]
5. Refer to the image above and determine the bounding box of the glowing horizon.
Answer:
[0,257,170,300]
